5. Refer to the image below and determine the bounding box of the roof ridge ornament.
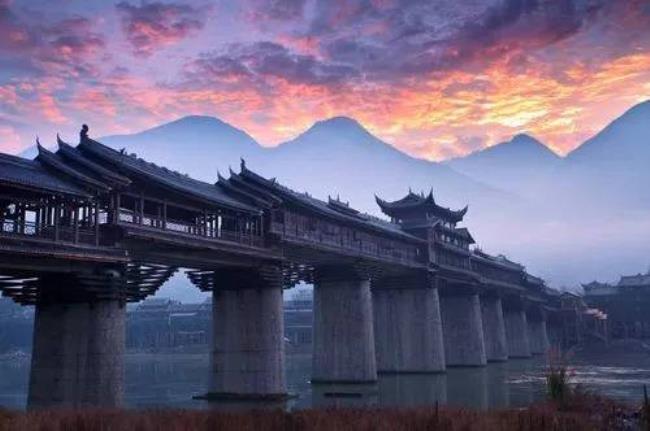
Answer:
[80,124,89,142]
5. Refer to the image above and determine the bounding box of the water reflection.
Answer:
[312,383,378,409]
[447,367,489,410]
[1,352,649,411]
[378,373,447,407]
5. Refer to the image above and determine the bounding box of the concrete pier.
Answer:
[528,316,550,355]
[208,268,286,399]
[373,274,445,373]
[480,295,508,362]
[28,300,125,408]
[312,267,376,383]
[440,290,487,367]
[503,305,532,358]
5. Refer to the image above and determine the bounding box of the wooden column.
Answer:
[156,204,162,228]
[162,200,167,230]
[54,203,60,241]
[73,206,79,243]
[34,205,41,235]
[94,200,100,246]
[139,193,145,225]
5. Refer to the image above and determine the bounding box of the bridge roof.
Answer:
[36,143,111,192]
[375,191,468,223]
[618,273,650,287]
[76,137,261,214]
[472,249,523,272]
[57,138,132,188]
[223,162,425,244]
[0,152,91,198]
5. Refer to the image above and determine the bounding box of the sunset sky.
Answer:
[1,0,649,159]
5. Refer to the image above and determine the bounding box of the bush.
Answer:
[546,347,573,407]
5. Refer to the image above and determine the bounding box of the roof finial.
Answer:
[80,124,89,141]
[240,158,246,172]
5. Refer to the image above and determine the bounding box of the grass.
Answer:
[0,396,637,431]
[546,347,573,407]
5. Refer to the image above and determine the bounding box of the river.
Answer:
[1,345,648,410]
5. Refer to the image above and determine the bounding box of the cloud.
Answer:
[184,41,359,89]
[0,1,105,79]
[245,0,306,22]
[311,0,610,82]
[116,1,211,56]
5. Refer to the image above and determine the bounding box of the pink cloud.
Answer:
[116,1,211,56]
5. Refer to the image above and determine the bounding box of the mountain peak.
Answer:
[450,133,559,164]
[568,99,650,163]
[151,115,230,131]
[309,116,367,134]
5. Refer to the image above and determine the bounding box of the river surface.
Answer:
[1,348,649,411]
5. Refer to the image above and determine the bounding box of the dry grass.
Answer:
[0,396,634,431]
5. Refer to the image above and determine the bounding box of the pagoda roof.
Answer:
[0,152,91,198]
[375,190,468,223]
[36,142,111,192]
[57,137,131,188]
[77,136,260,214]
[618,273,650,287]
[472,249,523,271]
[582,281,613,290]
[220,161,425,244]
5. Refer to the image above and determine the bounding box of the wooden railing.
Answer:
[0,220,98,245]
[117,209,264,248]
[268,221,421,266]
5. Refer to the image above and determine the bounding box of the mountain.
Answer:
[568,100,650,166]
[445,133,561,196]
[100,115,264,181]
[560,100,650,209]
[259,116,512,220]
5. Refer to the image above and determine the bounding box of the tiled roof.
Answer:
[618,273,650,287]
[57,138,131,187]
[0,152,91,198]
[375,191,468,222]
[233,166,425,243]
[78,137,260,214]
[36,143,110,191]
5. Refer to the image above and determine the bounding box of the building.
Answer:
[0,297,33,353]
[284,289,313,351]
[126,297,211,351]
[583,271,650,339]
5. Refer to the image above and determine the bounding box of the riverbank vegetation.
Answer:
[0,392,641,431]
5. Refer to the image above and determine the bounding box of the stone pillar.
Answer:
[503,301,531,358]
[207,267,286,399]
[312,266,376,383]
[439,288,487,367]
[480,295,508,362]
[372,273,445,373]
[28,299,125,408]
[527,311,550,355]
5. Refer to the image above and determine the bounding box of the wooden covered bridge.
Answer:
[0,126,563,407]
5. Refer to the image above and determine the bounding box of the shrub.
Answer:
[546,347,573,407]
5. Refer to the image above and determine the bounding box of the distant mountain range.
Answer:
[446,133,561,196]
[100,114,511,220]
[18,100,650,289]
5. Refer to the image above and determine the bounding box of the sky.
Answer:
[1,0,650,160]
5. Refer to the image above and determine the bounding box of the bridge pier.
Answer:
[439,286,487,367]
[312,266,376,383]
[28,275,126,408]
[480,295,508,362]
[503,298,532,358]
[527,309,550,355]
[372,273,445,373]
[206,267,286,399]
